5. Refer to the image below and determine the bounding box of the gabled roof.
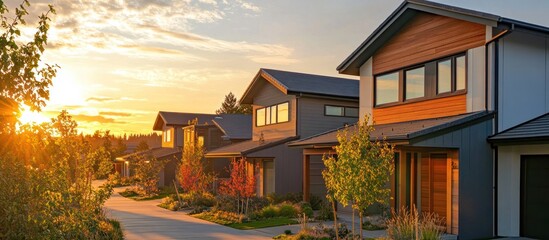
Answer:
[212,114,252,140]
[205,136,298,158]
[153,111,217,131]
[116,147,181,161]
[338,0,549,75]
[289,111,493,147]
[240,68,359,104]
[488,112,549,145]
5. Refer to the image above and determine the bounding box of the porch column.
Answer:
[303,154,310,202]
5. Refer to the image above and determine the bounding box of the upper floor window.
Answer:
[376,72,399,105]
[375,53,466,107]
[325,105,359,117]
[164,129,171,142]
[256,102,290,127]
[405,67,425,100]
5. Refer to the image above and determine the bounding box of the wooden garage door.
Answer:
[521,155,549,239]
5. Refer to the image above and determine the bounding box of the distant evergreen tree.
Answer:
[216,92,252,114]
[135,140,149,153]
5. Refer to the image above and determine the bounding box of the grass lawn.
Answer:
[193,212,298,230]
[119,187,179,201]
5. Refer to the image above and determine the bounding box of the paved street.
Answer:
[104,188,277,240]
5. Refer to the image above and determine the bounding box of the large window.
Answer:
[256,102,290,126]
[405,67,425,100]
[375,72,400,105]
[325,105,359,117]
[374,53,466,107]
[164,129,171,142]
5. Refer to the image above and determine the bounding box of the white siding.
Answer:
[359,57,373,123]
[498,144,549,237]
[499,31,549,132]
[466,46,486,112]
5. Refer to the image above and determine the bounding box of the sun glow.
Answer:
[19,109,48,125]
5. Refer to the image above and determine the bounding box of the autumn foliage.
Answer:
[178,135,213,194]
[219,158,256,215]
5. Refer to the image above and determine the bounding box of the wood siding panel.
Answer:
[421,154,431,213]
[298,97,359,138]
[373,13,485,74]
[373,94,466,124]
[252,80,296,141]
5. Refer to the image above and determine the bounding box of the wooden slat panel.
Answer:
[373,12,485,74]
[421,155,431,213]
[431,155,447,224]
[373,94,466,124]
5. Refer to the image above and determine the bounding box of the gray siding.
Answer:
[298,97,359,138]
[411,118,493,240]
[252,80,297,141]
[499,31,549,132]
[247,143,302,194]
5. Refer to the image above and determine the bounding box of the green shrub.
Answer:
[284,229,293,235]
[308,195,323,210]
[297,202,314,218]
[158,195,182,211]
[279,203,298,218]
[261,205,279,218]
[315,202,334,221]
[267,192,303,204]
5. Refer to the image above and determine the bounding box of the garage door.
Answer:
[309,156,327,200]
[521,155,549,239]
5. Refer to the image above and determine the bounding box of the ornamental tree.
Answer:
[323,114,395,238]
[219,158,256,216]
[178,132,214,194]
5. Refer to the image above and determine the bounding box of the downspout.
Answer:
[484,24,514,237]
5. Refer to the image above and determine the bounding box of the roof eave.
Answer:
[240,69,289,105]
[337,0,500,76]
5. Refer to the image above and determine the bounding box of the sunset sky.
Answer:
[14,0,549,135]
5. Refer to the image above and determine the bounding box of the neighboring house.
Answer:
[117,111,218,186]
[183,114,252,178]
[205,68,359,197]
[291,0,549,239]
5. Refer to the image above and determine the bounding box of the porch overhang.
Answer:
[488,112,549,146]
[289,111,493,149]
[205,136,299,159]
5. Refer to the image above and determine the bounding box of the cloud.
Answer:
[72,114,126,124]
[99,111,132,117]
[86,97,117,103]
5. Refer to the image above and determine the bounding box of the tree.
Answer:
[135,140,149,152]
[215,92,252,114]
[178,132,214,194]
[219,158,256,217]
[132,153,165,196]
[322,115,395,238]
[0,0,58,133]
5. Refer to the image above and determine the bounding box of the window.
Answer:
[437,59,452,94]
[456,56,466,91]
[375,72,399,105]
[277,102,288,122]
[256,108,265,126]
[405,67,425,100]
[256,102,290,126]
[325,105,359,117]
[164,129,171,142]
[197,136,204,146]
[374,53,466,107]
[325,106,343,116]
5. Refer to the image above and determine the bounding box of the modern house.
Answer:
[117,112,216,186]
[291,0,549,239]
[205,68,359,197]
[183,114,252,178]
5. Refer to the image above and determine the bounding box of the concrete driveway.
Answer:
[103,188,276,240]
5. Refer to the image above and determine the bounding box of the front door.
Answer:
[263,160,275,196]
[521,155,549,239]
[421,153,448,228]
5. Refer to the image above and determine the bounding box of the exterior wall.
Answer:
[498,31,549,132]
[373,94,466,124]
[360,57,373,122]
[247,143,302,194]
[175,128,183,147]
[297,97,358,138]
[497,144,549,237]
[372,12,485,75]
[466,46,486,112]
[252,80,297,141]
[410,118,493,239]
[161,126,175,148]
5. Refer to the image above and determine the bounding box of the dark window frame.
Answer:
[374,53,467,108]
[324,105,359,118]
[255,101,290,127]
